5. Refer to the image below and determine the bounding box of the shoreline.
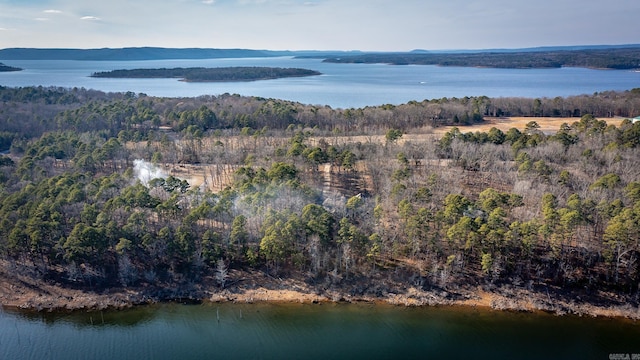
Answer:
[4,286,639,321]
[2,267,639,320]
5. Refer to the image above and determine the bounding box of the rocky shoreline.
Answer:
[2,266,639,320]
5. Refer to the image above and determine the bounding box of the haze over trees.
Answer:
[0,85,639,306]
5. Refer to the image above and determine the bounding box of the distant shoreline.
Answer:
[320,47,640,70]
[90,66,322,82]
[2,45,640,70]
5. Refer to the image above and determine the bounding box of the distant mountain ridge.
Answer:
[0,47,364,61]
[413,44,640,54]
[0,47,283,61]
[1,45,639,61]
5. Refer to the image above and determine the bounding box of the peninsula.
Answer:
[0,63,21,72]
[321,47,640,69]
[90,67,321,82]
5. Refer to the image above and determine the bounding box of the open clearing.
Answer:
[433,116,624,135]
[310,116,625,146]
[163,116,626,191]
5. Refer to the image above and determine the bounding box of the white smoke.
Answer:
[133,159,168,186]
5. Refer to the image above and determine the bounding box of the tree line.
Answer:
[2,86,640,143]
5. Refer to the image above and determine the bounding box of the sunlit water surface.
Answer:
[1,57,639,108]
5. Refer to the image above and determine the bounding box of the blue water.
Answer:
[0,57,639,108]
[1,303,639,360]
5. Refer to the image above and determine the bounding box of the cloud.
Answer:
[0,0,638,51]
[238,0,268,5]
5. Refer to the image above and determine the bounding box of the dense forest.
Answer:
[322,47,640,69]
[0,86,639,307]
[91,67,322,82]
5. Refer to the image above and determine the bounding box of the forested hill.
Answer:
[322,47,640,69]
[0,62,21,72]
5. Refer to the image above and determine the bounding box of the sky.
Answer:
[0,0,639,51]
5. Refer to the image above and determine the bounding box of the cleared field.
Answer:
[162,116,627,190]
[309,117,626,146]
[433,117,624,135]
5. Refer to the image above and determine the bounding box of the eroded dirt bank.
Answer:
[2,262,638,320]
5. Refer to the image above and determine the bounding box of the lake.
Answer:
[1,303,639,360]
[1,57,639,108]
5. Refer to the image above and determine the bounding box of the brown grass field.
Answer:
[432,116,624,135]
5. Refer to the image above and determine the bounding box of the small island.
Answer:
[91,66,321,82]
[0,63,21,72]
